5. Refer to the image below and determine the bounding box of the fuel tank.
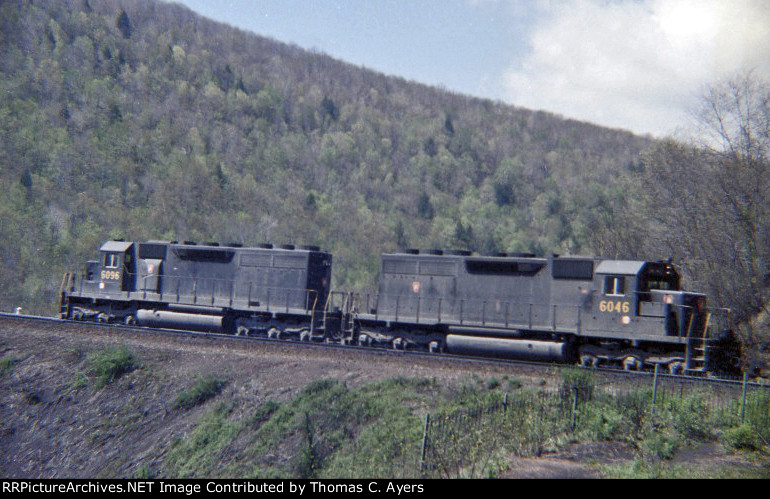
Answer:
[136,309,223,332]
[445,334,575,363]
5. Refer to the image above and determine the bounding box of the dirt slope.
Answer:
[1,316,762,478]
[0,317,514,477]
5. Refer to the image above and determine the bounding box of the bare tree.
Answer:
[642,72,770,371]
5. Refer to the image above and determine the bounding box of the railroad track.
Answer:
[0,311,764,390]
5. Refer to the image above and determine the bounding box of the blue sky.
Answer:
[172,0,770,137]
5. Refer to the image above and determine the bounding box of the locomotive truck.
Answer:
[60,240,738,374]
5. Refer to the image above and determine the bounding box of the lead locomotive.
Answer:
[60,241,739,374]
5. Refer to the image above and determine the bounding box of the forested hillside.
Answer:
[0,0,652,314]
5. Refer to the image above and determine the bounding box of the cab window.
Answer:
[604,276,625,296]
[104,253,120,268]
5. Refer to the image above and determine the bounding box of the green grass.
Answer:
[87,345,138,388]
[722,424,764,452]
[423,368,770,478]
[158,371,770,479]
[172,374,226,410]
[605,457,770,479]
[163,377,451,478]
[165,403,242,478]
[0,355,18,376]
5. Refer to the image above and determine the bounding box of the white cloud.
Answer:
[503,0,770,136]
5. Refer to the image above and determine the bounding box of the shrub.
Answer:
[722,424,763,452]
[580,403,626,441]
[643,431,680,460]
[673,395,712,441]
[616,388,653,440]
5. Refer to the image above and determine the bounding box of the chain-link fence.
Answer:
[419,369,770,478]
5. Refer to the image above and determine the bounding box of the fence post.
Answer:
[740,372,748,424]
[651,363,660,429]
[503,392,509,418]
[571,386,579,432]
[420,414,430,475]
[572,385,578,432]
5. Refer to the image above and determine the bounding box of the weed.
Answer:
[295,411,321,478]
[615,388,652,440]
[71,370,89,390]
[134,463,157,479]
[744,390,770,441]
[606,458,685,478]
[560,367,594,403]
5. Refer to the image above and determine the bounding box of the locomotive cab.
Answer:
[590,260,707,339]
[95,241,136,294]
[590,261,643,334]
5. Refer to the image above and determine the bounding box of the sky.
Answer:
[172,0,770,137]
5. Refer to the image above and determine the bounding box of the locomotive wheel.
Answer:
[622,356,642,371]
[124,315,136,326]
[668,361,684,375]
[580,353,599,368]
[236,325,250,336]
[267,327,281,339]
[299,329,311,342]
[325,328,344,341]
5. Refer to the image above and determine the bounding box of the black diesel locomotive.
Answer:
[60,240,737,374]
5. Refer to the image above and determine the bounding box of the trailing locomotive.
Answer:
[60,240,333,339]
[60,241,738,375]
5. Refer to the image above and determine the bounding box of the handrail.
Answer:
[65,271,322,313]
[330,291,727,339]
[63,270,729,341]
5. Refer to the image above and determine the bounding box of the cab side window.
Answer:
[604,276,625,296]
[104,253,120,268]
